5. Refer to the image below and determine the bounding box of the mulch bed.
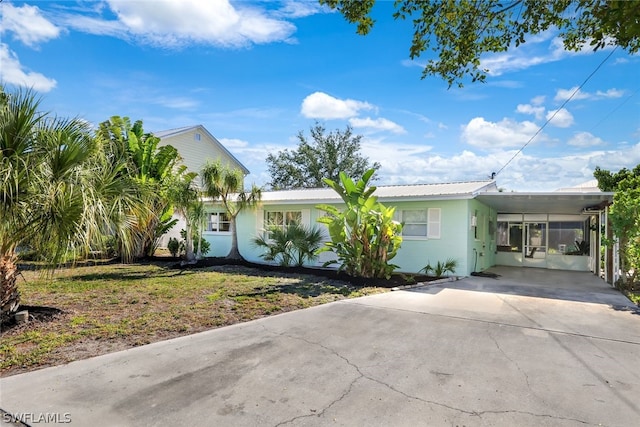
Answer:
[167,257,439,288]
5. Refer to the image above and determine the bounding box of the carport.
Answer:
[476,189,617,284]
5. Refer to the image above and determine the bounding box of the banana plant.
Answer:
[317,169,403,279]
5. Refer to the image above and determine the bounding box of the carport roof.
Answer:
[476,191,613,215]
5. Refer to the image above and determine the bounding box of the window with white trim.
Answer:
[401,209,428,238]
[400,208,441,239]
[208,212,230,232]
[265,210,302,230]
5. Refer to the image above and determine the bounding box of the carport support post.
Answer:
[604,207,614,285]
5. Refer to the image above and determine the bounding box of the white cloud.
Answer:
[349,117,406,134]
[301,92,374,120]
[554,86,625,102]
[60,14,128,39]
[276,1,329,18]
[375,149,507,185]
[554,86,590,102]
[546,108,574,128]
[152,96,199,110]
[531,95,545,106]
[0,44,57,92]
[481,33,611,76]
[63,0,297,48]
[218,137,249,149]
[356,142,640,192]
[461,117,541,149]
[585,143,640,173]
[595,88,624,98]
[1,3,61,47]
[360,138,433,173]
[516,104,545,120]
[568,132,606,147]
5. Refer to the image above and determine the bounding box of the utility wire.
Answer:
[494,46,618,178]
[588,86,639,133]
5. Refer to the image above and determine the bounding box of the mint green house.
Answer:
[205,182,500,276]
[158,125,615,281]
[203,181,614,279]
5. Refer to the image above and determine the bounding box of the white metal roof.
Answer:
[260,180,498,204]
[555,179,601,193]
[476,191,613,215]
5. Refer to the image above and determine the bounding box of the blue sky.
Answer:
[2,0,639,191]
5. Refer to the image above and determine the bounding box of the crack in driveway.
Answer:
[260,324,597,426]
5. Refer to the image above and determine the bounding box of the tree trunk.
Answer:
[1,254,20,324]
[184,221,196,263]
[227,215,243,260]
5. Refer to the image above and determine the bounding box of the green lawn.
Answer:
[1,262,386,376]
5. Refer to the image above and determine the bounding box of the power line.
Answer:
[589,86,639,133]
[494,46,619,178]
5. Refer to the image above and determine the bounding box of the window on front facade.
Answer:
[208,212,230,232]
[400,208,441,239]
[401,209,428,238]
[264,210,302,236]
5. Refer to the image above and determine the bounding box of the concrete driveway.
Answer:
[1,268,639,426]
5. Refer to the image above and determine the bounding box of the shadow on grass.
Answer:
[229,278,356,299]
[26,257,433,290]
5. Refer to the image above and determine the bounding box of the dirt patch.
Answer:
[1,305,63,332]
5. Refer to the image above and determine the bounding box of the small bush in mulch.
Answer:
[171,257,439,288]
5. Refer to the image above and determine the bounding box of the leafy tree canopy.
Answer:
[266,123,380,190]
[320,0,640,87]
[594,164,640,192]
[594,164,640,288]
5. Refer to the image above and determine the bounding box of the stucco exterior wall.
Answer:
[202,198,495,276]
[466,199,498,275]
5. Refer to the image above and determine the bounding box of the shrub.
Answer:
[317,169,403,279]
[178,229,210,258]
[253,223,324,267]
[167,238,180,258]
[421,259,457,278]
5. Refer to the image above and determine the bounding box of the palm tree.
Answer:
[0,87,141,322]
[95,117,181,258]
[200,161,261,260]
[167,169,200,263]
[253,223,324,266]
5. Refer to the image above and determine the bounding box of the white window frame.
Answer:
[206,211,231,234]
[260,209,310,237]
[399,208,441,240]
[400,209,429,239]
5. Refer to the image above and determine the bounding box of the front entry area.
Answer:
[496,214,593,271]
